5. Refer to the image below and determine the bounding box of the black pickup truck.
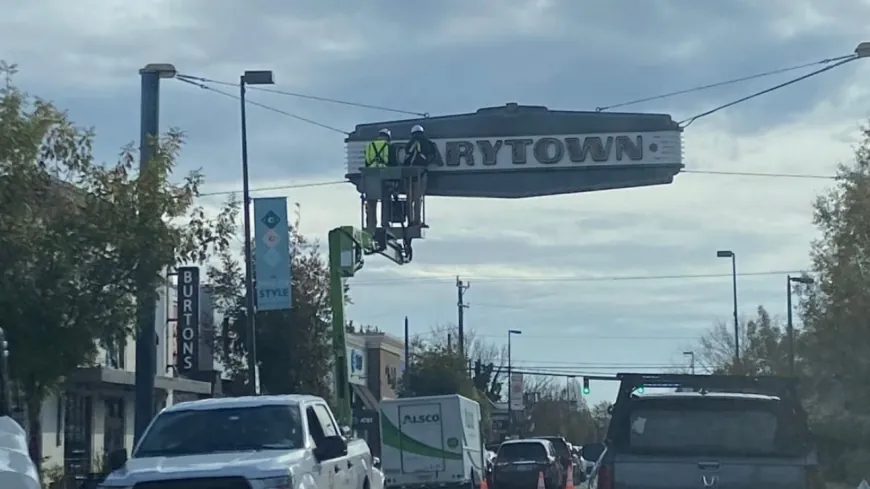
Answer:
[584,373,825,489]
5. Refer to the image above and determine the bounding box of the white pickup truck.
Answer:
[98,394,375,489]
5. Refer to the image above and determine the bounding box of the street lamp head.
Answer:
[789,275,814,285]
[716,250,734,258]
[508,329,522,335]
[140,64,177,78]
[855,42,870,58]
[243,70,275,85]
[682,351,693,356]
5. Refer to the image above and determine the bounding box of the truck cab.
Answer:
[99,395,374,489]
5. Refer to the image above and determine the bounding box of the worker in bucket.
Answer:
[402,124,437,226]
[403,124,437,167]
[363,128,395,230]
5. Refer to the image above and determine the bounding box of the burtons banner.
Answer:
[253,197,292,311]
[176,266,200,374]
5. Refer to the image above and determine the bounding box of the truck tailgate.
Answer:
[611,453,808,489]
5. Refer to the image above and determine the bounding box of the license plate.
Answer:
[415,473,434,480]
[516,465,535,471]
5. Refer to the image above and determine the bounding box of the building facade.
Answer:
[13,276,219,480]
[345,332,404,456]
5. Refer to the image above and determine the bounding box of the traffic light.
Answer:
[582,377,590,395]
[636,384,645,394]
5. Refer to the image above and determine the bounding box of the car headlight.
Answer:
[258,476,293,489]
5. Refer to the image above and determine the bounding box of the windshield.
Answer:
[498,443,547,462]
[134,405,304,457]
[624,398,802,457]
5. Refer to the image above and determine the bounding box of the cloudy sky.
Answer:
[5,0,870,403]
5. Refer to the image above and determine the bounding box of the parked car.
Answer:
[493,439,563,489]
[588,373,824,489]
[98,395,374,489]
[485,450,497,488]
[531,436,575,485]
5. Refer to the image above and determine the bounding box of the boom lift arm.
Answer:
[328,225,407,426]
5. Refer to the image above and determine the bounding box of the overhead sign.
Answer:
[510,373,524,411]
[253,197,292,311]
[176,266,200,374]
[346,131,680,172]
[347,346,366,386]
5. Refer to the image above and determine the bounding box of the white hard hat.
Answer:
[411,124,424,134]
[378,128,391,138]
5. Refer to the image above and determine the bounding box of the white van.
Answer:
[380,395,483,489]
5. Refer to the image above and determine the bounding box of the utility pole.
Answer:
[456,277,470,357]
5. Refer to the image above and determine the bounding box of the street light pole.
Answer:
[507,329,521,434]
[716,250,739,364]
[239,70,275,396]
[135,63,176,444]
[787,275,814,376]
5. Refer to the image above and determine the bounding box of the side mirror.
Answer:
[340,425,352,438]
[107,448,128,472]
[314,435,348,461]
[373,457,381,469]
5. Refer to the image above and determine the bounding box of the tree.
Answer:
[210,207,333,397]
[693,306,788,375]
[0,63,237,468]
[419,324,507,402]
[797,125,870,483]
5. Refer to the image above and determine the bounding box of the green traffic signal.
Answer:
[582,377,590,395]
[582,387,590,395]
[636,385,645,393]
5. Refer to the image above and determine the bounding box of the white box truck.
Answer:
[380,394,484,489]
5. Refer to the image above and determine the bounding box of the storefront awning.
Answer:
[351,383,379,410]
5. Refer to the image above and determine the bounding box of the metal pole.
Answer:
[134,68,161,444]
[787,275,795,375]
[240,76,258,395]
[731,254,739,363]
[403,316,410,389]
[690,353,695,374]
[507,333,512,433]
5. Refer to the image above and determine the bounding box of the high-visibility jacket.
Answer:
[365,139,390,167]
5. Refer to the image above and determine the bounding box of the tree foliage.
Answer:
[0,63,237,468]
[695,305,789,375]
[210,207,333,397]
[797,126,870,483]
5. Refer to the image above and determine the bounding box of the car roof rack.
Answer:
[614,372,800,406]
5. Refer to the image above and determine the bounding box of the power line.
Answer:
[197,180,346,198]
[596,54,855,112]
[351,269,805,286]
[174,76,349,134]
[193,168,840,199]
[680,55,858,127]
[176,74,429,118]
[682,169,834,180]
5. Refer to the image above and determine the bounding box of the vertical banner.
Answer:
[176,266,200,374]
[510,373,524,411]
[253,197,292,311]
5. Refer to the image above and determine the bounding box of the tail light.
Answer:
[597,464,614,489]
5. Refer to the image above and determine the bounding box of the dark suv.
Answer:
[588,373,823,489]
[493,439,563,489]
[532,436,574,485]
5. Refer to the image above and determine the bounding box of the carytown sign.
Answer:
[399,134,649,168]
[344,104,683,198]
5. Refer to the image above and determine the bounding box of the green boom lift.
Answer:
[329,166,426,426]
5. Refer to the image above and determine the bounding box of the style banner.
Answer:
[253,197,292,311]
[176,266,200,374]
